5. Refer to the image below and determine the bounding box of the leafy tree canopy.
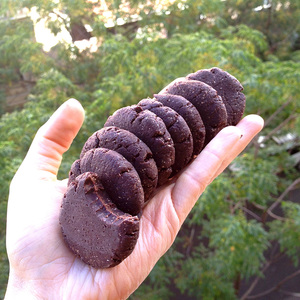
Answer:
[0,0,299,298]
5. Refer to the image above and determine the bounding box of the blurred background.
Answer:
[0,1,299,299]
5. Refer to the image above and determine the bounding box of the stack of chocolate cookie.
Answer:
[59,67,246,268]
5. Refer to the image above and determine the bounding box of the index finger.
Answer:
[171,114,264,223]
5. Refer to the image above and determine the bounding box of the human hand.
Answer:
[5,99,264,300]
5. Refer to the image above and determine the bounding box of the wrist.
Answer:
[5,271,39,300]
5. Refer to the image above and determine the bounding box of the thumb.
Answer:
[6,99,84,261]
[16,99,85,181]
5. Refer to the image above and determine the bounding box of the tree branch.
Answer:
[266,210,285,221]
[265,0,272,33]
[267,178,300,215]
[240,251,286,300]
[50,10,70,30]
[263,113,298,142]
[251,202,266,211]
[240,259,272,300]
[246,269,300,299]
[279,289,300,297]
[240,206,262,222]
[244,101,294,153]
[264,99,293,127]
[186,226,195,257]
[228,199,284,222]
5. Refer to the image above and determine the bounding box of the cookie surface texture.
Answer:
[71,148,144,216]
[81,126,158,201]
[154,93,205,156]
[187,67,245,126]
[138,98,193,175]
[61,67,246,269]
[60,172,139,269]
[104,105,175,186]
[161,78,227,145]
[68,159,81,186]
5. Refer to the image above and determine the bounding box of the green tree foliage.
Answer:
[0,17,50,84]
[270,201,300,266]
[0,0,300,298]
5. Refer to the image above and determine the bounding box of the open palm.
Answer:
[5,99,263,299]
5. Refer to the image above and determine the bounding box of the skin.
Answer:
[5,99,264,300]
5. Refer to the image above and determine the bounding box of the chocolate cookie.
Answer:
[104,105,175,186]
[160,78,227,145]
[80,126,158,201]
[68,159,81,186]
[154,93,205,156]
[69,148,144,216]
[187,67,245,126]
[60,172,139,269]
[138,98,193,175]
[61,67,246,269]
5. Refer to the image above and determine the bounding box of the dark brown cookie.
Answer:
[60,172,139,269]
[69,148,144,216]
[187,67,246,126]
[62,67,246,270]
[161,78,227,145]
[104,105,175,186]
[68,159,81,186]
[154,93,205,156]
[138,98,193,175]
[80,126,158,201]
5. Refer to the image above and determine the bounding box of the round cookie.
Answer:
[80,126,158,201]
[104,105,175,186]
[68,158,81,186]
[154,93,206,156]
[160,78,227,145]
[60,172,139,269]
[187,67,246,126]
[69,148,144,216]
[138,98,193,175]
